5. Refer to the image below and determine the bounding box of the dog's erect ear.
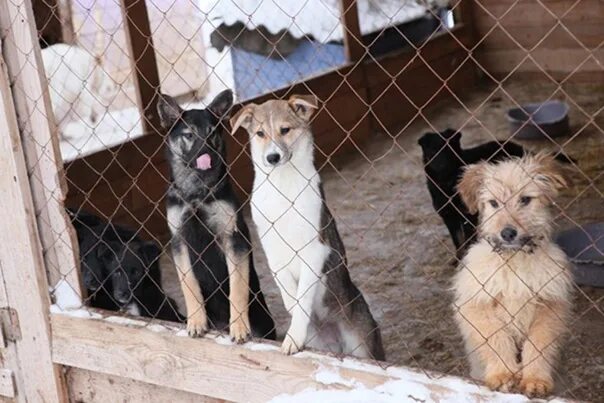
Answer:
[532,152,571,196]
[442,128,462,150]
[458,162,487,214]
[157,94,183,129]
[208,89,233,119]
[288,94,319,121]
[417,133,434,148]
[230,104,256,134]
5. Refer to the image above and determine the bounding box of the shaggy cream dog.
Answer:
[453,153,573,397]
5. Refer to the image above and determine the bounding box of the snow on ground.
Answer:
[50,278,82,310]
[314,366,362,388]
[270,365,562,403]
[60,105,141,161]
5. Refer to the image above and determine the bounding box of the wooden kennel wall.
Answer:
[0,0,538,401]
[62,0,479,241]
[472,0,604,82]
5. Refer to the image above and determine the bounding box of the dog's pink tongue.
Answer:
[196,153,212,170]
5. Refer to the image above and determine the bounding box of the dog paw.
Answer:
[484,372,518,393]
[187,313,208,337]
[281,334,303,355]
[230,317,251,344]
[520,377,553,397]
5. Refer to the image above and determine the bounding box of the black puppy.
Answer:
[418,129,573,260]
[98,240,183,322]
[158,90,276,342]
[67,208,120,310]
[67,208,182,321]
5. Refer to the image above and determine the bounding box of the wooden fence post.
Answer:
[0,0,84,298]
[120,0,162,133]
[0,36,68,403]
[339,0,364,62]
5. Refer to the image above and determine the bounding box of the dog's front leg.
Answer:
[281,245,328,355]
[520,300,569,397]
[172,241,208,337]
[224,233,251,343]
[456,304,520,392]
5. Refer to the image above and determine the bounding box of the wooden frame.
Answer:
[32,0,75,45]
[120,0,162,134]
[64,23,476,239]
[0,14,68,401]
[51,312,544,402]
[0,0,83,298]
[0,0,549,401]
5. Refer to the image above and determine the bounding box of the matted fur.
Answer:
[453,154,573,397]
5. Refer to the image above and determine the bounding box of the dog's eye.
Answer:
[256,130,265,138]
[488,199,499,208]
[519,196,532,206]
[183,131,194,140]
[280,127,290,135]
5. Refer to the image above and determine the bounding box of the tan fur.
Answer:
[453,154,572,397]
[458,162,488,215]
[203,200,251,343]
[167,201,251,341]
[167,204,207,336]
[173,242,208,336]
[229,95,319,170]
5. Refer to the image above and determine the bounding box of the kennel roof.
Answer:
[200,0,443,42]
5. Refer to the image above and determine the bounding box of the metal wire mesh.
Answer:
[3,0,603,400]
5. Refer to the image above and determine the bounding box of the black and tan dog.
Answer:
[158,90,276,342]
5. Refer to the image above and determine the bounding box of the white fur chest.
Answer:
[454,240,572,314]
[251,162,323,273]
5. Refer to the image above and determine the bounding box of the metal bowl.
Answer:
[506,100,570,140]
[555,223,604,288]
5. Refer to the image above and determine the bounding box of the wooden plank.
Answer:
[339,0,364,61]
[0,30,68,402]
[453,0,475,35]
[66,367,224,403]
[473,0,603,21]
[32,0,74,46]
[0,263,19,402]
[475,23,604,51]
[365,26,472,86]
[120,0,162,134]
[369,50,476,133]
[57,0,75,44]
[473,0,604,77]
[0,370,15,399]
[477,48,604,76]
[0,0,83,298]
[51,313,534,403]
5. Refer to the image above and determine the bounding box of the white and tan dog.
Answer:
[453,153,573,397]
[231,95,384,359]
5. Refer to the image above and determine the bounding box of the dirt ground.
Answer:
[161,78,604,401]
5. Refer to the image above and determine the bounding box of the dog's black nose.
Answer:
[500,227,518,242]
[266,153,281,165]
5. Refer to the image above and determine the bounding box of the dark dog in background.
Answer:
[418,128,574,260]
[158,90,276,342]
[67,208,182,321]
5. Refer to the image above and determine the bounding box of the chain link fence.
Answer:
[4,0,603,400]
